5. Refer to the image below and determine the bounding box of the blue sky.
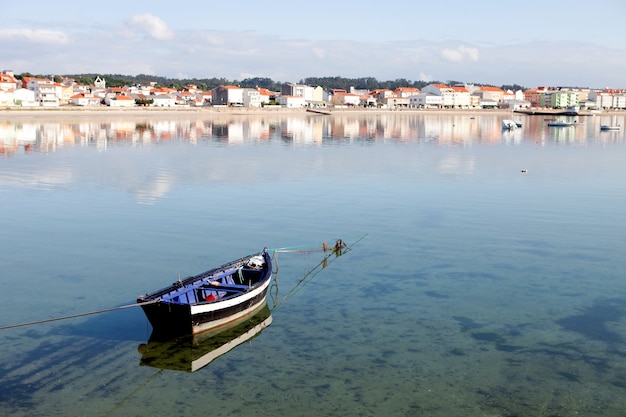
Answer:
[1,0,625,88]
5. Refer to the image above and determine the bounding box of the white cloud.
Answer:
[128,13,173,41]
[419,72,433,82]
[460,45,479,62]
[205,35,224,45]
[313,48,325,59]
[0,28,69,44]
[441,48,462,62]
[441,45,479,63]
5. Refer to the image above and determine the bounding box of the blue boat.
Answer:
[137,249,273,336]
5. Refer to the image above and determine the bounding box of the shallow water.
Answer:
[1,112,626,416]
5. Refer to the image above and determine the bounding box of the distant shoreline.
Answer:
[1,106,622,122]
[0,106,513,121]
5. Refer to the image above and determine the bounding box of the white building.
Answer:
[151,94,176,107]
[409,93,443,108]
[421,84,455,107]
[276,95,306,108]
[243,88,263,108]
[212,85,244,106]
[394,87,420,98]
[0,71,20,91]
[612,94,626,109]
[330,91,360,107]
[12,88,38,106]
[450,86,471,108]
[383,96,410,108]
[27,78,59,106]
[70,93,101,106]
[106,95,135,107]
[281,83,315,102]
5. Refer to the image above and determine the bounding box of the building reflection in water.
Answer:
[1,113,624,155]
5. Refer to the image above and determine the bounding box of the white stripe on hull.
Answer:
[189,274,272,334]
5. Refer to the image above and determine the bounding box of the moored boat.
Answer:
[563,105,580,115]
[547,120,576,127]
[501,119,521,130]
[137,249,273,336]
[600,125,621,131]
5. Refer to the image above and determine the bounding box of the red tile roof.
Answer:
[480,86,504,92]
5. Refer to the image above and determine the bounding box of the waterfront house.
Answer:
[243,88,263,108]
[370,89,394,102]
[25,78,59,106]
[421,84,455,107]
[394,87,420,98]
[70,92,101,106]
[276,95,306,108]
[12,88,38,106]
[281,83,315,102]
[450,86,471,108]
[0,90,9,106]
[476,86,505,103]
[383,96,410,108]
[540,90,579,109]
[106,95,135,107]
[211,85,244,106]
[196,90,212,105]
[256,88,274,105]
[151,94,176,107]
[589,89,626,110]
[522,87,549,107]
[0,71,20,91]
[409,93,443,108]
[330,91,360,107]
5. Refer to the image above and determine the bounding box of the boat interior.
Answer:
[164,263,267,305]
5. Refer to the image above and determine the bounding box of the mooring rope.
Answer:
[0,235,367,331]
[271,234,367,310]
[0,299,159,331]
[104,369,163,417]
[268,233,365,253]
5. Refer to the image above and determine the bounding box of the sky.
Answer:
[1,0,625,89]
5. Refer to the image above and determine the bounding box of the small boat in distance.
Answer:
[306,108,331,115]
[502,119,522,129]
[137,249,273,337]
[563,105,580,115]
[548,120,576,127]
[600,125,621,131]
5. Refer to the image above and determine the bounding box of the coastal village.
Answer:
[1,70,625,111]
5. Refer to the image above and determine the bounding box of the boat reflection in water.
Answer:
[136,236,362,373]
[138,301,272,373]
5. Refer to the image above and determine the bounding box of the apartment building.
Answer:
[26,78,59,106]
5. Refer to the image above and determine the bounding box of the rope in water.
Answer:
[270,233,367,310]
[104,369,163,417]
[268,233,366,253]
[0,234,367,331]
[0,299,159,331]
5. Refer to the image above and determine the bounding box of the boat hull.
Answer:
[501,119,516,129]
[138,250,273,337]
[548,121,575,127]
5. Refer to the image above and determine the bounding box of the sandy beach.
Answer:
[0,106,519,122]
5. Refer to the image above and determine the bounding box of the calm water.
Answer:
[1,112,626,416]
